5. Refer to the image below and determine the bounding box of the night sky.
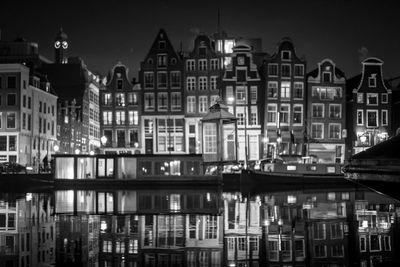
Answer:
[2,0,400,80]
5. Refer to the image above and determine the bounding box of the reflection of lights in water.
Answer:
[80,159,84,164]
[164,162,169,167]
[26,193,32,201]
[100,221,107,232]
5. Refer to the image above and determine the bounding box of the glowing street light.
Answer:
[101,136,108,146]
[54,144,59,153]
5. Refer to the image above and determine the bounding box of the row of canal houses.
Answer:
[101,28,394,164]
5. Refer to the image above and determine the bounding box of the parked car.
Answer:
[0,162,31,174]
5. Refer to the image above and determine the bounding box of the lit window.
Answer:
[186,60,195,71]
[210,76,217,90]
[280,104,290,124]
[329,104,341,119]
[157,54,167,67]
[357,110,364,125]
[187,96,196,113]
[293,105,303,125]
[357,93,364,103]
[267,82,278,98]
[198,59,207,71]
[199,96,208,113]
[280,82,290,99]
[267,104,277,124]
[367,93,378,105]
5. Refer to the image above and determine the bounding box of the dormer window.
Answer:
[281,50,291,61]
[368,74,377,87]
[117,79,123,89]
[322,72,331,83]
[158,41,166,50]
[199,46,207,56]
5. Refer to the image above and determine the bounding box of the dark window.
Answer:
[199,47,207,56]
[159,41,166,50]
[8,136,16,151]
[28,97,31,109]
[23,95,26,107]
[189,125,196,134]
[323,72,331,83]
[0,136,6,151]
[117,79,123,89]
[7,76,16,88]
[7,94,16,106]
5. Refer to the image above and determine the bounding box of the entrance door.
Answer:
[189,137,196,154]
[145,138,153,154]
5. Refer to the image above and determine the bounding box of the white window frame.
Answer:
[267,82,278,98]
[198,76,207,90]
[367,93,378,106]
[6,112,16,129]
[281,64,291,78]
[329,104,342,119]
[381,93,388,104]
[186,77,196,91]
[357,109,364,125]
[198,59,207,71]
[144,93,155,112]
[368,74,377,87]
[381,110,388,126]
[210,59,219,70]
[281,50,291,61]
[199,96,208,113]
[294,64,304,77]
[312,104,324,118]
[171,92,181,112]
[267,104,277,125]
[236,86,246,104]
[250,86,257,104]
[312,123,324,139]
[210,76,218,90]
[157,71,167,89]
[170,71,181,88]
[144,72,154,89]
[157,92,168,112]
[280,81,291,100]
[186,59,195,71]
[293,104,303,126]
[366,110,379,128]
[293,82,303,99]
[280,104,290,125]
[187,96,196,113]
[329,123,341,139]
[268,63,278,77]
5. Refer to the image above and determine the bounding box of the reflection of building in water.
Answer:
[349,191,398,267]
[54,189,223,266]
[258,189,400,267]
[0,194,55,267]
[56,214,100,267]
[223,192,262,267]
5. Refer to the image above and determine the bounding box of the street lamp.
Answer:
[54,144,59,153]
[101,135,108,147]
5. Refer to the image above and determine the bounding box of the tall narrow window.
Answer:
[281,82,290,99]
